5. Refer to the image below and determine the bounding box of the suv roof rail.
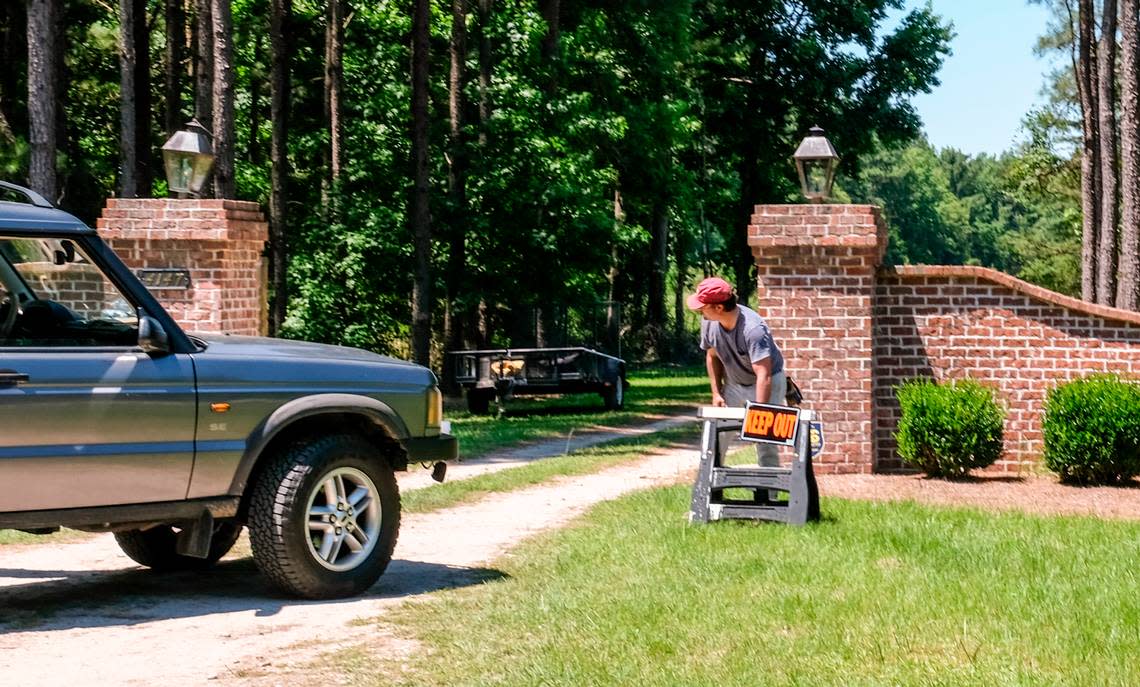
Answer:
[0,181,54,209]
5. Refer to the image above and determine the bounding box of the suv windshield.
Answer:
[0,236,138,347]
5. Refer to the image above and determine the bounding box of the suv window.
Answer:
[0,236,138,347]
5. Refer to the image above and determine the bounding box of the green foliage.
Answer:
[1042,375,1140,485]
[895,378,1005,477]
[846,130,1081,297]
[6,0,955,363]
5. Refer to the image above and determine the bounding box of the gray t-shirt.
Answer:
[699,304,784,387]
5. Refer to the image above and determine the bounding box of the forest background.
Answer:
[0,0,1113,373]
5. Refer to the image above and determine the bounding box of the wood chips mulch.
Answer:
[818,472,1140,521]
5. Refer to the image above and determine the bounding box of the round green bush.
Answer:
[1042,375,1140,485]
[894,378,1005,478]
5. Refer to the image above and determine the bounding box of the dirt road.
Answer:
[0,432,698,686]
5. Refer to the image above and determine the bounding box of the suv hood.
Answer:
[193,333,414,365]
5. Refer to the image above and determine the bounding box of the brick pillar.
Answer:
[97,198,268,336]
[748,205,887,473]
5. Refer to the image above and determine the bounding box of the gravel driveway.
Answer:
[0,428,697,687]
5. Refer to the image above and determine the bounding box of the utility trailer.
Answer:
[449,346,628,414]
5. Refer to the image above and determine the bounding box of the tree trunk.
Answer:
[269,0,291,335]
[164,0,185,137]
[1077,0,1101,303]
[442,0,469,390]
[1119,0,1140,310]
[539,0,559,63]
[248,31,263,164]
[118,0,151,197]
[119,0,139,197]
[476,0,492,146]
[606,188,623,354]
[26,0,59,201]
[0,2,25,145]
[646,200,669,337]
[1096,0,1119,306]
[322,0,344,217]
[672,225,688,352]
[194,0,212,128]
[211,0,234,198]
[410,0,432,366]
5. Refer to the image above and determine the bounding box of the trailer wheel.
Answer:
[603,375,625,410]
[467,388,492,414]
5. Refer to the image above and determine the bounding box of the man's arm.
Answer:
[706,348,727,407]
[752,357,773,404]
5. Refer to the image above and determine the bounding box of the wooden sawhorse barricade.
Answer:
[688,404,820,526]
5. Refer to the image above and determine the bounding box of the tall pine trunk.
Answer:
[27,0,58,201]
[269,0,291,335]
[119,0,151,197]
[1095,0,1119,306]
[211,0,234,198]
[410,0,433,365]
[443,0,469,389]
[323,0,344,202]
[164,0,185,137]
[194,0,212,127]
[1078,0,1101,302]
[476,0,492,146]
[1119,0,1140,310]
[647,200,669,352]
[474,0,492,346]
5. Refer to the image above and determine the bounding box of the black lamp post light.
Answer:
[161,118,215,197]
[792,125,839,202]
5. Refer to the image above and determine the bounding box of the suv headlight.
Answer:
[427,386,442,428]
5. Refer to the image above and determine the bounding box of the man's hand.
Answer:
[711,391,726,407]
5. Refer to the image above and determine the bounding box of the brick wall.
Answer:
[875,265,1140,472]
[751,204,1140,473]
[749,205,888,474]
[96,199,268,336]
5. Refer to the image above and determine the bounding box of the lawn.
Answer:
[368,490,1140,686]
[446,365,708,459]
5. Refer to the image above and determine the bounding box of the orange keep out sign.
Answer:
[740,402,801,446]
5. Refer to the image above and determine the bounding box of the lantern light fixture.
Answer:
[792,125,839,202]
[161,118,214,197]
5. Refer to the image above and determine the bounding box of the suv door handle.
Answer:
[0,370,30,387]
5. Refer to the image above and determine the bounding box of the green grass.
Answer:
[402,424,695,514]
[367,491,1140,686]
[0,528,88,546]
[447,366,708,459]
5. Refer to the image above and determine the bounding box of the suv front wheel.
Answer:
[248,434,401,599]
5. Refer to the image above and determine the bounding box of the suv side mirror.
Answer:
[138,309,170,355]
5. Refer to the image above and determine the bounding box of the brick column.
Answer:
[97,199,268,336]
[748,205,887,473]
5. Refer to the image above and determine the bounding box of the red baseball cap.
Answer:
[686,277,733,310]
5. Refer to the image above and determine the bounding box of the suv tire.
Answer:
[114,520,243,571]
[248,434,401,599]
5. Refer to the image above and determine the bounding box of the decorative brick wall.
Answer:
[875,265,1140,472]
[749,205,888,474]
[97,199,268,336]
[751,204,1140,473]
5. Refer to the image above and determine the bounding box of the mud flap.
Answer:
[175,509,215,558]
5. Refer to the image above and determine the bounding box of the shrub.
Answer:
[894,378,1005,478]
[1042,375,1140,485]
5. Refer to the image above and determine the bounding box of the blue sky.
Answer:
[890,0,1059,156]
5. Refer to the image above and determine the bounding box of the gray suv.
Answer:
[0,182,456,599]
